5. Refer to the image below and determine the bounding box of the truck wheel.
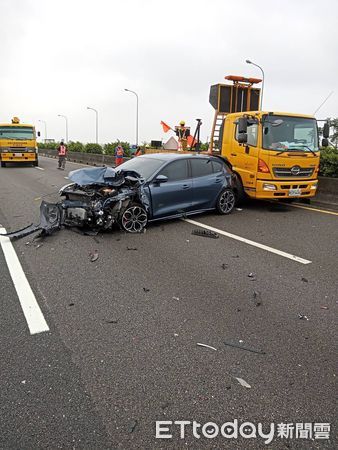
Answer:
[233,173,246,205]
[120,203,148,233]
[216,188,235,215]
[33,159,39,167]
[1,161,6,168]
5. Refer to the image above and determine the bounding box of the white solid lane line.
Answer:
[35,167,44,171]
[184,218,312,265]
[0,227,50,334]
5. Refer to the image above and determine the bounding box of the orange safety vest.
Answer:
[58,145,66,156]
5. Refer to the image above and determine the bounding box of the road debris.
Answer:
[301,277,308,282]
[143,287,150,292]
[252,290,262,306]
[69,303,75,307]
[172,296,180,301]
[89,250,99,262]
[234,377,251,389]
[320,306,329,310]
[127,246,138,251]
[35,243,43,249]
[224,340,266,355]
[129,419,138,433]
[221,263,228,270]
[298,313,309,321]
[106,319,119,324]
[235,208,243,211]
[191,229,219,239]
[197,343,217,351]
[248,272,255,278]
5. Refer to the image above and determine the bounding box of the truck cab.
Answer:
[0,117,39,167]
[221,111,320,200]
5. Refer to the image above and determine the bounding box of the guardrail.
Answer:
[39,148,129,166]
[39,149,338,206]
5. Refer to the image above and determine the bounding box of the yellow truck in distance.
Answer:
[0,117,40,167]
[209,76,330,202]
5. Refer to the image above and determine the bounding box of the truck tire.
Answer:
[233,173,246,205]
[1,161,6,168]
[33,160,39,167]
[216,188,235,215]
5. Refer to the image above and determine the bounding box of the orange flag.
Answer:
[187,135,197,148]
[160,121,171,133]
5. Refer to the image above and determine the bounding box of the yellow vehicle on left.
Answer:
[0,117,40,167]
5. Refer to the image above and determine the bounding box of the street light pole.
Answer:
[246,59,265,110]
[38,119,47,142]
[124,89,139,146]
[57,114,68,143]
[87,107,99,144]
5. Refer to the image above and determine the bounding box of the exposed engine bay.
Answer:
[1,167,150,240]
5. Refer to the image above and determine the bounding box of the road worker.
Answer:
[57,140,67,170]
[175,120,189,151]
[115,144,124,167]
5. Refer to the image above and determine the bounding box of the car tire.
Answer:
[1,162,6,168]
[216,188,235,215]
[120,203,148,233]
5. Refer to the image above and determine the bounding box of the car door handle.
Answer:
[231,153,237,156]
[182,184,190,189]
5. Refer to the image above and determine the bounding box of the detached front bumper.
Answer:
[1,152,37,162]
[254,179,318,199]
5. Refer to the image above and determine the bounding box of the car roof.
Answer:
[139,153,218,161]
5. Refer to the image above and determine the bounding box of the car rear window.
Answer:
[190,159,213,177]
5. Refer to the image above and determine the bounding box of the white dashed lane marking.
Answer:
[184,218,312,265]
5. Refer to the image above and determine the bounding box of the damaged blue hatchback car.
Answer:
[2,153,236,239]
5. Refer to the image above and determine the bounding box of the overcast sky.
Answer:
[1,0,337,144]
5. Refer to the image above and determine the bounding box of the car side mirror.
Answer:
[154,174,168,184]
[322,138,329,147]
[238,133,248,144]
[323,122,330,138]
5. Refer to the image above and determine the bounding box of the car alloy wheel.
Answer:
[121,204,147,233]
[217,188,235,214]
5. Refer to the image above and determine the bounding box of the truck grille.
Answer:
[273,167,314,178]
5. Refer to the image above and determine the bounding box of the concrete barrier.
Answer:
[316,176,338,206]
[39,149,338,206]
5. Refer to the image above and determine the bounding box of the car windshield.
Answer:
[262,116,318,152]
[0,126,34,140]
[118,157,165,179]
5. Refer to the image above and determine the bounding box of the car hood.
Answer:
[68,166,142,186]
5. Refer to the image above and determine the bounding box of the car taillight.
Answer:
[258,159,270,173]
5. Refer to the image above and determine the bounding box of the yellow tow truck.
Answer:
[209,76,329,202]
[0,117,40,167]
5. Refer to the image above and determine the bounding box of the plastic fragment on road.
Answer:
[252,290,262,306]
[248,272,255,278]
[234,377,251,388]
[89,250,99,262]
[197,343,217,351]
[301,277,308,282]
[224,340,266,355]
[235,208,243,211]
[191,229,219,239]
[129,420,138,433]
[172,296,180,300]
[143,287,150,292]
[127,246,137,251]
[320,306,329,310]
[298,313,309,320]
[221,263,228,270]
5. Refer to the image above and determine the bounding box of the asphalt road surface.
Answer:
[0,156,337,449]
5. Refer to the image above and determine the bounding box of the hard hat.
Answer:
[179,120,185,125]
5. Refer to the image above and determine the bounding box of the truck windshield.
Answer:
[262,116,318,152]
[0,126,34,140]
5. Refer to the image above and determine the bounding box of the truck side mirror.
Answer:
[322,138,329,147]
[323,122,330,138]
[238,117,248,134]
[238,133,248,144]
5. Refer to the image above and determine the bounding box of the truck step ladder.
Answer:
[209,112,226,153]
